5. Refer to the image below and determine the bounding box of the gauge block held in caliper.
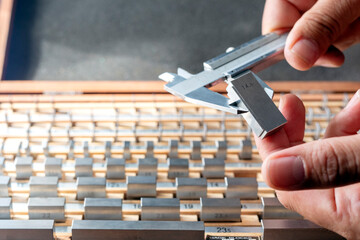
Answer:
[159,33,288,138]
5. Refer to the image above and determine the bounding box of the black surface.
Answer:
[3,0,360,81]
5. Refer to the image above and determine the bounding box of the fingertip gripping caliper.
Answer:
[159,33,288,139]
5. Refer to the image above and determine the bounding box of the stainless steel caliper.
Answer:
[159,33,288,139]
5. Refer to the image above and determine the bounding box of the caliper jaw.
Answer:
[160,33,288,139]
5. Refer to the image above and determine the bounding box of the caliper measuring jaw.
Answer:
[159,33,288,139]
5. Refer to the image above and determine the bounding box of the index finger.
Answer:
[254,94,305,159]
[262,0,316,34]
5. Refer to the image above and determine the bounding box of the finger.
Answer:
[313,45,345,68]
[263,134,360,190]
[276,183,360,240]
[276,189,337,231]
[254,94,305,158]
[334,18,360,51]
[262,0,316,34]
[284,0,360,70]
[325,89,360,137]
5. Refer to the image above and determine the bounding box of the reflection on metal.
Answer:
[84,198,122,220]
[71,220,205,240]
[160,33,288,138]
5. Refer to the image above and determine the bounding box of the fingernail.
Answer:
[266,156,305,189]
[290,38,320,65]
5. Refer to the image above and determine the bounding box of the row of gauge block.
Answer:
[0,175,259,200]
[0,196,295,222]
[0,196,343,240]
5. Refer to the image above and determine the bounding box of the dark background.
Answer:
[3,0,360,81]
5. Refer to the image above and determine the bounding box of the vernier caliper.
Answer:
[159,33,288,139]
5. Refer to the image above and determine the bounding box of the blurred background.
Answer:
[3,0,360,81]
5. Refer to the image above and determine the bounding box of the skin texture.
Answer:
[255,93,360,240]
[262,0,360,70]
[259,1,360,238]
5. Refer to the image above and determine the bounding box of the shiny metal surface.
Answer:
[126,176,156,199]
[167,158,189,179]
[0,220,54,240]
[176,177,207,199]
[190,140,201,160]
[0,198,11,219]
[14,157,33,179]
[123,141,131,160]
[0,176,10,197]
[262,219,344,240]
[72,220,205,240]
[160,33,288,138]
[239,138,253,160]
[105,157,125,179]
[227,71,286,138]
[204,33,280,70]
[145,141,154,158]
[137,157,158,177]
[76,177,106,200]
[75,157,93,178]
[225,177,258,199]
[28,197,65,222]
[168,139,178,158]
[0,157,4,175]
[215,140,227,160]
[202,158,225,179]
[261,197,302,220]
[44,157,62,178]
[141,198,180,221]
[29,176,58,197]
[200,198,241,222]
[84,198,122,220]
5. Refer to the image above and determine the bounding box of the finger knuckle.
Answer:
[302,9,342,42]
[310,140,340,186]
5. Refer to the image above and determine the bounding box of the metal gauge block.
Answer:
[84,198,122,220]
[239,138,252,160]
[105,158,125,179]
[190,141,201,160]
[0,176,10,197]
[176,177,207,200]
[0,198,11,219]
[202,158,225,179]
[29,176,58,197]
[261,197,302,219]
[200,198,241,222]
[126,176,156,199]
[44,157,62,178]
[168,139,178,158]
[71,220,205,240]
[145,141,154,158]
[76,177,106,200]
[28,197,65,222]
[0,157,4,175]
[137,158,158,177]
[15,157,33,179]
[0,220,54,240]
[141,198,180,221]
[225,177,258,200]
[75,157,93,178]
[167,158,189,179]
[215,141,227,160]
[262,219,344,240]
[123,141,131,160]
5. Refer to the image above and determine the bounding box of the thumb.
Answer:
[262,134,360,190]
[285,0,360,70]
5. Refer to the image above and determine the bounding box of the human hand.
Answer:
[255,91,360,239]
[262,0,360,70]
